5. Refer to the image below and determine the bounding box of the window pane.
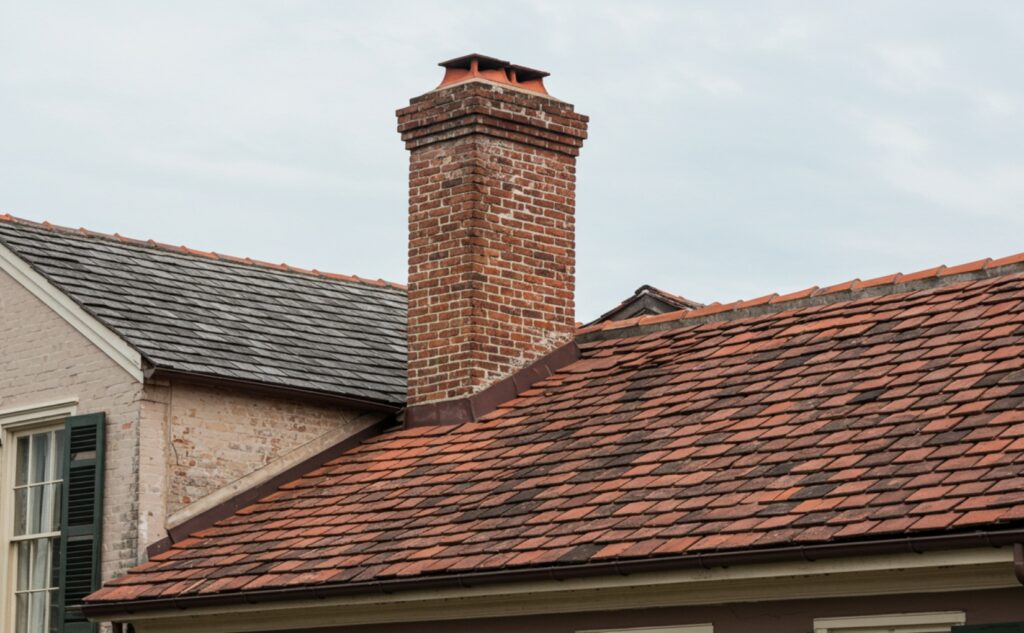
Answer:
[32,540,49,590]
[29,485,44,534]
[16,435,30,486]
[31,432,49,484]
[30,590,47,633]
[14,487,28,536]
[49,482,62,532]
[48,589,60,633]
[40,484,56,533]
[17,540,31,589]
[52,430,64,481]
[15,593,28,633]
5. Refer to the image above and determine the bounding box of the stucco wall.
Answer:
[149,379,380,517]
[0,267,144,582]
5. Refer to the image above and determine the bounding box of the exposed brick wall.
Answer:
[0,268,144,584]
[158,380,378,515]
[397,80,589,405]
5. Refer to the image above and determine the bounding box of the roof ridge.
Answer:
[0,213,407,291]
[578,252,1024,340]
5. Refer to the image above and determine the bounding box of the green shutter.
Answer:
[953,625,1024,633]
[57,413,105,633]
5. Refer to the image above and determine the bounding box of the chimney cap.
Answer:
[435,53,549,95]
[508,63,550,81]
[438,53,510,70]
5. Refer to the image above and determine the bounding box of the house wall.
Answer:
[295,588,1024,633]
[2,266,386,574]
[140,378,382,522]
[0,268,144,582]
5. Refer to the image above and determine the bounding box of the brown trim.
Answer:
[147,367,403,414]
[1015,543,1024,586]
[86,526,1024,619]
[145,418,394,558]
[404,341,580,427]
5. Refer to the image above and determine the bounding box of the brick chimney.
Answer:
[397,54,589,416]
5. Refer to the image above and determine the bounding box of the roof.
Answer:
[88,253,1024,607]
[0,215,407,406]
[592,284,703,324]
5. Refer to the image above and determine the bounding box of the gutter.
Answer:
[84,527,1024,620]
[147,367,403,414]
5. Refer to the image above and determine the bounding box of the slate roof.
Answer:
[88,253,1024,605]
[0,215,407,406]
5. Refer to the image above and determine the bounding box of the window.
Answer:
[12,428,65,633]
[2,401,105,633]
[814,612,967,633]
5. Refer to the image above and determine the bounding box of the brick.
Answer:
[397,80,588,405]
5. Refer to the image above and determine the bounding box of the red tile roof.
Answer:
[88,255,1024,606]
[581,252,1024,335]
[591,285,704,324]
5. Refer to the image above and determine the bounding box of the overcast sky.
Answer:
[3,2,1023,320]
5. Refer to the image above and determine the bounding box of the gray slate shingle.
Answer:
[0,218,407,405]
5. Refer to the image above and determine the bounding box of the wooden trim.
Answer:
[813,610,966,632]
[578,626,712,633]
[0,243,143,382]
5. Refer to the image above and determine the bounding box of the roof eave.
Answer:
[147,367,405,413]
[83,525,1024,620]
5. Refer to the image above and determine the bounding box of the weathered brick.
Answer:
[397,78,589,405]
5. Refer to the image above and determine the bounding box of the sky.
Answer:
[2,1,1024,321]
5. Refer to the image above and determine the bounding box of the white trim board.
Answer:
[0,242,143,382]
[814,611,967,633]
[0,399,78,431]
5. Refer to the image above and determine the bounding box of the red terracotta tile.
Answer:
[85,256,1024,608]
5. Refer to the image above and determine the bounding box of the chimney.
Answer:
[397,54,589,414]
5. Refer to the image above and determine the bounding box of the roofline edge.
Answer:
[578,261,1024,343]
[148,367,405,413]
[83,525,1024,620]
[0,241,145,382]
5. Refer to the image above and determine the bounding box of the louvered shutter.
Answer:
[57,413,105,633]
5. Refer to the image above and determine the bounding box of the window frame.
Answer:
[814,611,968,633]
[0,400,77,633]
